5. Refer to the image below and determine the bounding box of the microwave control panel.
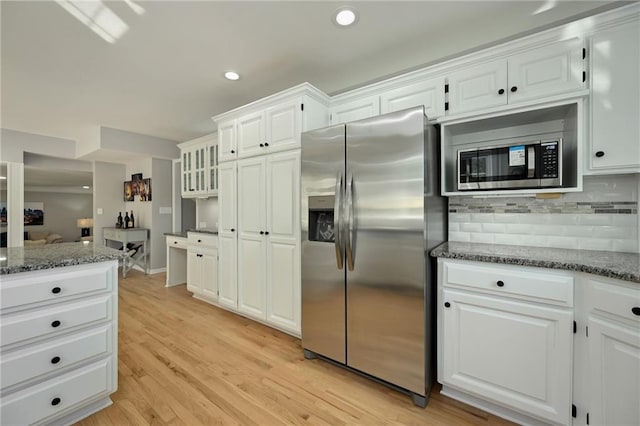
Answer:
[541,141,559,178]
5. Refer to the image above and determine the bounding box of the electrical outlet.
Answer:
[97,208,103,215]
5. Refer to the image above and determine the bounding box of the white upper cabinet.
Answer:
[380,77,446,119]
[448,38,584,116]
[218,119,237,163]
[265,99,301,153]
[237,111,266,159]
[447,60,508,115]
[178,133,218,198]
[330,95,380,124]
[588,19,640,173]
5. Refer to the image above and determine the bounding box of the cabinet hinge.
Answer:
[444,84,449,93]
[586,413,590,424]
[582,47,586,59]
[582,71,586,83]
[573,321,577,334]
[445,102,449,111]
[572,404,577,418]
[330,113,333,122]
[301,103,304,111]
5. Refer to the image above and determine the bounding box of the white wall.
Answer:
[196,198,218,230]
[449,174,639,253]
[101,127,179,160]
[93,161,126,243]
[19,191,92,242]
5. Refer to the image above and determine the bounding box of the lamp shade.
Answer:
[77,218,94,228]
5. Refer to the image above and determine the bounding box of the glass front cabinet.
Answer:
[178,133,218,198]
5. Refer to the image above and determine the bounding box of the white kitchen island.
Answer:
[0,242,125,425]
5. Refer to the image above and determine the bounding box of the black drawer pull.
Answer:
[51,356,61,364]
[264,142,269,147]
[498,89,505,95]
[198,239,202,243]
[174,241,178,244]
[230,150,235,154]
[496,280,505,287]
[632,307,640,316]
[260,231,264,235]
[510,86,518,92]
[51,397,61,406]
[259,143,264,147]
[595,151,605,158]
[265,231,269,235]
[444,302,451,308]
[51,320,61,328]
[51,287,61,294]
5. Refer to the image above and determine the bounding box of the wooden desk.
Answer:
[103,227,150,278]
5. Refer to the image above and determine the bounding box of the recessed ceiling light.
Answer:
[224,71,240,81]
[82,185,90,189]
[334,7,358,27]
[0,176,6,180]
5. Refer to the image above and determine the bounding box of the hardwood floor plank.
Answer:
[77,270,514,425]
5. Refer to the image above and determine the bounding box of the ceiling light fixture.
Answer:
[0,176,6,180]
[82,185,90,189]
[334,7,358,27]
[224,71,240,81]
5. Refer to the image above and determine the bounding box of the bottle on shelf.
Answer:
[124,212,130,229]
[130,210,135,228]
[117,212,123,228]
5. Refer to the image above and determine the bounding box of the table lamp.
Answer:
[77,218,94,237]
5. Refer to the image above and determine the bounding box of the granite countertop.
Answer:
[431,241,640,284]
[165,232,188,238]
[0,242,128,275]
[186,228,218,235]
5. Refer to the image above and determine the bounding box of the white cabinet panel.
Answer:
[266,100,300,153]
[330,95,380,124]
[218,162,236,233]
[589,20,640,172]
[186,248,201,294]
[218,119,237,163]
[448,60,507,114]
[218,234,237,309]
[238,111,265,159]
[266,241,299,334]
[442,289,572,425]
[201,249,218,301]
[380,77,445,119]
[179,134,218,198]
[508,38,584,103]
[238,236,266,320]
[266,151,299,239]
[238,157,266,235]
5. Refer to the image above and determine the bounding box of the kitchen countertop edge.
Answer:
[430,242,639,284]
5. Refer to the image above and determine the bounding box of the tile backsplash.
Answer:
[448,174,639,253]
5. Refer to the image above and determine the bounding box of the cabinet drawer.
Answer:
[442,260,574,306]
[590,277,640,324]
[188,232,218,247]
[1,324,112,389]
[0,263,112,310]
[166,235,187,249]
[1,295,112,348]
[0,357,113,426]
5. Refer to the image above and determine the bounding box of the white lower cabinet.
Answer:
[186,233,218,303]
[217,233,237,309]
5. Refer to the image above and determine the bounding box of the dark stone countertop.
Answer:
[0,242,127,275]
[165,232,188,238]
[186,228,218,235]
[431,241,639,284]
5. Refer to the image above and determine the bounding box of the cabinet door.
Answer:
[448,60,507,114]
[330,95,380,124]
[193,145,207,194]
[182,149,194,195]
[508,38,584,104]
[208,144,218,194]
[218,162,236,233]
[218,234,237,309]
[266,100,301,153]
[237,235,266,320]
[200,248,218,301]
[442,289,572,425]
[237,111,265,159]
[237,157,266,236]
[218,119,237,163]
[186,248,201,294]
[380,77,445,119]
[588,316,640,426]
[589,21,640,172]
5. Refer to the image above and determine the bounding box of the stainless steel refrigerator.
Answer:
[301,106,446,407]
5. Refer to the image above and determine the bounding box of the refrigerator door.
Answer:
[345,107,427,395]
[301,124,346,364]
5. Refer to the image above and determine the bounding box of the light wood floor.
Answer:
[78,270,514,425]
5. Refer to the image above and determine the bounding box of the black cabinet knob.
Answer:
[259,143,264,147]
[260,231,264,235]
[51,320,61,328]
[197,239,202,243]
[595,151,605,158]
[51,356,61,364]
[496,280,505,287]
[231,228,235,232]
[51,397,61,406]
[265,231,269,235]
[444,302,451,308]
[498,89,505,95]
[632,307,640,316]
[174,241,178,244]
[231,150,235,154]
[510,86,518,92]
[51,287,61,294]
[264,142,269,147]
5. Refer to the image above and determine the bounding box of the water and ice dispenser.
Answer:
[308,196,335,243]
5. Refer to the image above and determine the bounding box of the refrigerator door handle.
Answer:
[346,173,355,271]
[334,172,344,270]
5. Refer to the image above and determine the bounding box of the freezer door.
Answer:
[301,124,346,364]
[346,107,427,395]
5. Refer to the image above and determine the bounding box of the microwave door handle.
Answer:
[527,146,536,178]
[334,172,344,270]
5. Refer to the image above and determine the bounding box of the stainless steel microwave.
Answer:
[457,139,562,190]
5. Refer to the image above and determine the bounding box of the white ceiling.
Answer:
[1,1,623,147]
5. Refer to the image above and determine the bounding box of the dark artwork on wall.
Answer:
[131,173,143,195]
[0,202,44,226]
[139,178,152,202]
[124,181,134,202]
